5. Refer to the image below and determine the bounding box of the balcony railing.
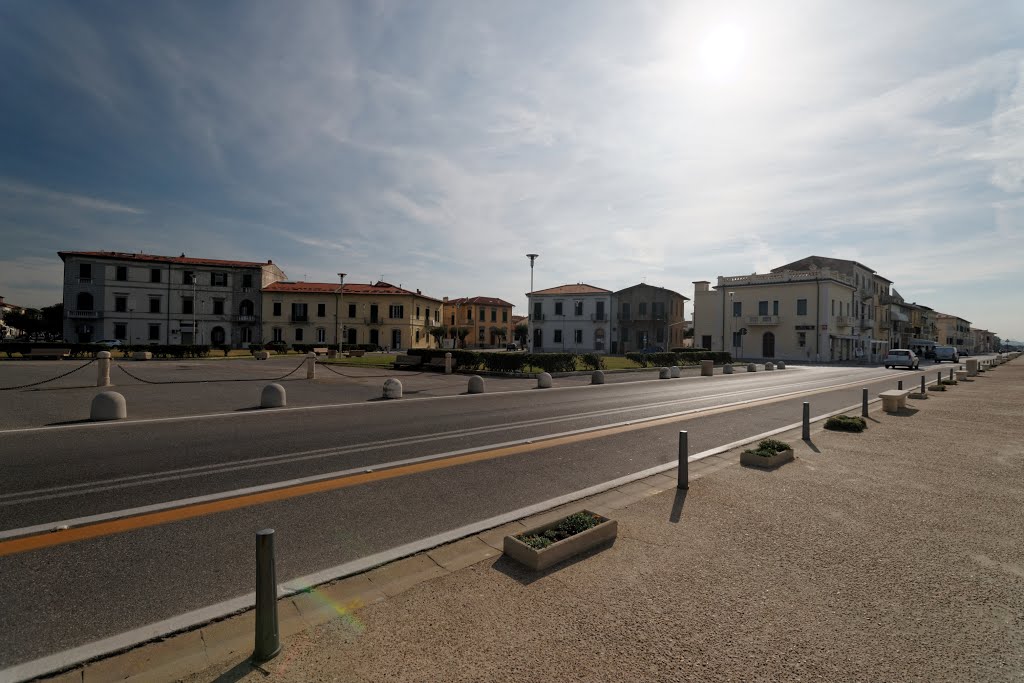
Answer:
[591,314,607,321]
[745,315,779,325]
[78,277,93,284]
[860,318,875,330]
[67,310,100,319]
[290,315,309,322]
[835,315,853,327]
[364,317,380,324]
[530,314,545,321]
[234,315,257,322]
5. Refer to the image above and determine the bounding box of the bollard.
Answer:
[467,375,485,394]
[537,372,552,389]
[444,352,452,375]
[747,363,756,372]
[777,360,786,369]
[723,364,734,374]
[802,401,810,440]
[700,360,713,376]
[254,529,281,662]
[305,352,317,379]
[90,391,126,421]
[670,365,681,378]
[677,431,688,490]
[591,370,605,385]
[920,376,926,394]
[898,380,903,391]
[383,378,403,399]
[862,388,868,417]
[96,350,111,387]
[260,383,286,408]
[765,362,775,371]
[949,369,954,381]
[659,367,671,379]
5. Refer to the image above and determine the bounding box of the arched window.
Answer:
[239,300,254,316]
[211,326,226,345]
[76,292,94,311]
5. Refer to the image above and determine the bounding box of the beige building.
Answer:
[934,313,972,354]
[442,296,515,348]
[971,328,998,353]
[612,283,689,354]
[262,280,442,350]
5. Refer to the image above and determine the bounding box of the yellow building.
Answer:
[441,297,515,348]
[262,280,442,350]
[935,313,972,353]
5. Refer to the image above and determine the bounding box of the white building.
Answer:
[527,284,612,354]
[59,251,285,346]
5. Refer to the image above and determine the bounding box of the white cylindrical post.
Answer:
[537,372,552,389]
[659,367,671,379]
[383,378,403,399]
[444,352,452,375]
[670,366,681,378]
[96,350,111,387]
[306,352,317,379]
[468,375,485,394]
[700,360,713,376]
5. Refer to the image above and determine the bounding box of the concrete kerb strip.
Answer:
[3,394,896,683]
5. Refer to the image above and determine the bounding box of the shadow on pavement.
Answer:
[209,657,261,682]
[669,488,688,524]
[490,542,616,586]
[803,439,821,454]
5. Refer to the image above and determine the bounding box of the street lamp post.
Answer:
[191,274,197,346]
[336,272,346,347]
[526,254,538,352]
[728,291,736,359]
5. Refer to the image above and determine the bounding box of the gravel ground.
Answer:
[184,362,1024,682]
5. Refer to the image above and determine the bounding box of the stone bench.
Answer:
[879,389,911,413]
[346,349,365,357]
[426,357,447,370]
[393,354,423,369]
[28,348,70,359]
[312,347,329,356]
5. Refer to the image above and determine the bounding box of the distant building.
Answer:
[934,313,972,353]
[58,251,286,346]
[611,283,689,354]
[442,296,515,348]
[0,295,30,339]
[527,284,612,353]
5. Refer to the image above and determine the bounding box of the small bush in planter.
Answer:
[824,415,867,432]
[742,438,791,458]
[516,511,603,550]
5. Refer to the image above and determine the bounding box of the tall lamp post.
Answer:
[728,291,736,359]
[191,274,197,346]
[526,254,538,351]
[336,272,346,347]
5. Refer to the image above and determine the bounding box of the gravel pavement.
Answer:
[166,360,1024,682]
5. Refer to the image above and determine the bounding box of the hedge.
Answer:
[625,350,732,367]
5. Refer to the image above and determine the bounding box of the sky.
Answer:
[1,0,1022,339]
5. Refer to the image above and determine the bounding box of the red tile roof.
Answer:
[445,296,514,307]
[264,280,442,301]
[529,283,611,295]
[58,250,276,269]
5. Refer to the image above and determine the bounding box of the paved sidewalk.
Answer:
[43,360,1024,682]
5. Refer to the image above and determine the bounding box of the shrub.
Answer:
[515,512,603,549]
[578,353,604,371]
[757,438,792,453]
[525,353,577,373]
[520,535,553,550]
[480,353,528,373]
[824,415,866,432]
[625,352,651,367]
[216,344,231,357]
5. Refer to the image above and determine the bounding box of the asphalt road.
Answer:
[0,359,988,672]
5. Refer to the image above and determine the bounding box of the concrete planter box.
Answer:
[927,384,946,392]
[132,351,153,361]
[740,448,794,469]
[503,511,617,571]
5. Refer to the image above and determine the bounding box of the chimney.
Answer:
[416,289,421,295]
[443,296,449,303]
[692,281,710,293]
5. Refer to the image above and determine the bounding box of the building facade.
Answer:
[971,328,998,354]
[935,313,972,353]
[527,284,612,354]
[612,283,689,354]
[261,280,441,350]
[441,297,515,348]
[59,251,285,346]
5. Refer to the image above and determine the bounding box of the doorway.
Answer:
[762,331,775,358]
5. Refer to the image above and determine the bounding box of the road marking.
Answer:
[0,371,924,554]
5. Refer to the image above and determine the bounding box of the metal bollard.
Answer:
[920,376,926,394]
[898,380,903,391]
[254,529,281,662]
[949,369,954,381]
[96,350,111,387]
[677,431,688,490]
[862,388,868,417]
[937,372,941,384]
[802,402,810,440]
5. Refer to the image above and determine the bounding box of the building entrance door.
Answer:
[762,331,775,358]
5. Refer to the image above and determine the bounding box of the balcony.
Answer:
[835,315,853,327]
[67,310,100,319]
[591,314,607,322]
[364,317,380,325]
[745,315,780,325]
[290,315,309,323]
[530,314,545,321]
[860,318,875,330]
[234,315,257,322]
[77,277,93,284]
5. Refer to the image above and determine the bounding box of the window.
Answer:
[114,323,127,339]
[732,332,742,347]
[317,303,326,317]
[213,300,224,315]
[831,300,835,315]
[389,304,404,319]
[621,328,629,342]
[150,268,161,283]
[554,301,563,315]
[796,299,808,316]
[348,304,356,318]
[272,328,283,342]
[79,263,92,278]
[273,302,282,316]
[291,303,308,321]
[434,310,439,322]
[242,273,253,288]
[491,308,497,322]
[478,327,485,341]
[596,301,605,321]
[621,303,630,320]
[316,328,326,343]
[115,296,127,313]
[424,307,430,320]
[554,329,563,343]
[183,270,194,285]
[798,332,806,348]
[295,328,304,341]
[773,300,779,316]
[211,272,227,287]
[652,302,665,318]
[701,335,712,349]
[656,327,664,343]
[574,301,583,316]
[502,310,508,322]
[759,301,768,316]
[533,302,542,319]
[451,314,456,325]
[148,324,160,341]
[116,266,128,281]
[241,327,253,343]
[732,301,742,317]
[416,306,421,319]
[639,302,647,316]
[149,298,161,314]
[575,329,583,344]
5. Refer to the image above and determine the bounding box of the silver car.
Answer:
[884,349,919,369]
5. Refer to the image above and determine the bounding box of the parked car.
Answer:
[96,339,124,347]
[932,345,959,363]
[959,349,970,357]
[883,349,919,369]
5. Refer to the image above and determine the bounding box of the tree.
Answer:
[491,326,507,343]
[428,325,448,347]
[515,323,529,346]
[40,303,64,339]
[455,326,470,348]
[3,308,43,339]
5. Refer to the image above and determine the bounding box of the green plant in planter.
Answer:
[824,415,867,432]
[743,437,792,458]
[516,512,603,549]
[941,379,957,385]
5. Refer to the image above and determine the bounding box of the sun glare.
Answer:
[698,24,747,83]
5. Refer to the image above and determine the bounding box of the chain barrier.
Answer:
[315,360,424,379]
[115,357,309,385]
[0,358,97,391]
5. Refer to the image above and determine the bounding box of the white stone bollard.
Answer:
[659,367,671,379]
[700,360,714,377]
[260,383,286,408]
[254,350,270,360]
[383,378,403,399]
[537,372,553,389]
[765,362,775,371]
[966,358,979,377]
[90,391,126,421]
[132,351,152,361]
[591,370,605,385]
[670,366,681,378]
[96,350,111,387]
[724,364,734,374]
[747,363,757,372]
[306,352,317,379]
[468,375,485,394]
[777,361,786,369]
[444,352,452,375]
